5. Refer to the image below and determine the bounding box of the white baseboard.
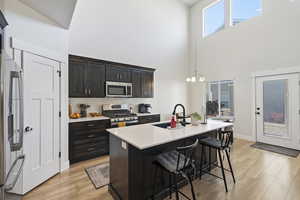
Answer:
[60,161,70,172]
[234,133,256,142]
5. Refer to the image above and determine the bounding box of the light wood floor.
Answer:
[23,139,300,200]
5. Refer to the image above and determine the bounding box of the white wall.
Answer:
[3,0,70,178]
[69,0,190,120]
[190,0,300,140]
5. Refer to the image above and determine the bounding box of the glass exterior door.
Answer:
[256,74,300,149]
[262,79,288,137]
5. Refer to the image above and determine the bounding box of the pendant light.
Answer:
[186,42,205,83]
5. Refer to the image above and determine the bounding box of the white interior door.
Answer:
[23,52,60,193]
[256,73,300,150]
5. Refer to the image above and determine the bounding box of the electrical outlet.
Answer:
[121,141,127,150]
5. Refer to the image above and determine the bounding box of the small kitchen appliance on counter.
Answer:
[79,104,90,118]
[102,104,139,128]
[138,104,152,113]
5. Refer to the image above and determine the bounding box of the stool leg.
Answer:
[218,149,228,192]
[208,146,211,172]
[225,149,236,183]
[199,145,205,180]
[187,175,196,200]
[169,173,172,199]
[174,174,179,200]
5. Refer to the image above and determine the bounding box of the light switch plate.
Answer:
[121,141,127,150]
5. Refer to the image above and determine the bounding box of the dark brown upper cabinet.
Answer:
[69,55,155,98]
[141,71,154,98]
[105,64,131,83]
[131,70,142,97]
[131,70,154,98]
[69,56,106,98]
[69,57,87,97]
[86,61,106,98]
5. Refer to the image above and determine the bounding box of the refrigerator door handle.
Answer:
[4,154,25,192]
[8,70,24,152]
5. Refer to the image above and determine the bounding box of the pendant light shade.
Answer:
[199,76,206,82]
[191,76,196,82]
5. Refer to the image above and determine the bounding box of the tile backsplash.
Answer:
[69,98,154,114]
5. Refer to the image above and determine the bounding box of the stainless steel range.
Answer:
[102,104,139,127]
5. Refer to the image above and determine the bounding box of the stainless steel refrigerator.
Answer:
[0,11,25,200]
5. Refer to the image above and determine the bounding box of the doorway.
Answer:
[255,73,300,150]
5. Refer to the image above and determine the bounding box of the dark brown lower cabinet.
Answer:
[69,120,110,164]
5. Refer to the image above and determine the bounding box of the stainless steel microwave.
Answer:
[106,81,132,98]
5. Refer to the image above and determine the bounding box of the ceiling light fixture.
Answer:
[186,42,205,83]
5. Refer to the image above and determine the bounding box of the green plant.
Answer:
[191,112,201,121]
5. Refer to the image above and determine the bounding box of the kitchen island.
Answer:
[106,120,233,200]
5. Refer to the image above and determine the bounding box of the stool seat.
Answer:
[151,139,199,200]
[156,151,190,173]
[199,137,225,150]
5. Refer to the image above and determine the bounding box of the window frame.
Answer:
[206,80,235,119]
[202,0,226,38]
[230,0,263,26]
[202,0,263,37]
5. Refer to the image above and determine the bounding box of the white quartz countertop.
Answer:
[69,116,110,123]
[106,120,233,150]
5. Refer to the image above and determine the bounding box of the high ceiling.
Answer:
[19,0,78,29]
[180,0,200,6]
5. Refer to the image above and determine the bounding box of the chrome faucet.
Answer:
[172,104,186,126]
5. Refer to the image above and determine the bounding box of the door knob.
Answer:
[25,126,33,132]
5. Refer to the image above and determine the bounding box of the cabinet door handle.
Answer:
[87,124,95,127]
[89,143,97,148]
[88,134,96,138]
[89,89,91,95]
[88,147,95,152]
[85,88,88,95]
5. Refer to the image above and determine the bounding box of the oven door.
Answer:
[106,82,132,98]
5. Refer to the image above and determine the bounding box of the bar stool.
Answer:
[152,139,199,200]
[199,129,235,192]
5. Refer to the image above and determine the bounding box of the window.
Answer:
[203,0,225,37]
[231,0,262,25]
[206,80,234,118]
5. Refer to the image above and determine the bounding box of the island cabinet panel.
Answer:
[138,114,160,124]
[69,120,110,164]
[109,131,219,200]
